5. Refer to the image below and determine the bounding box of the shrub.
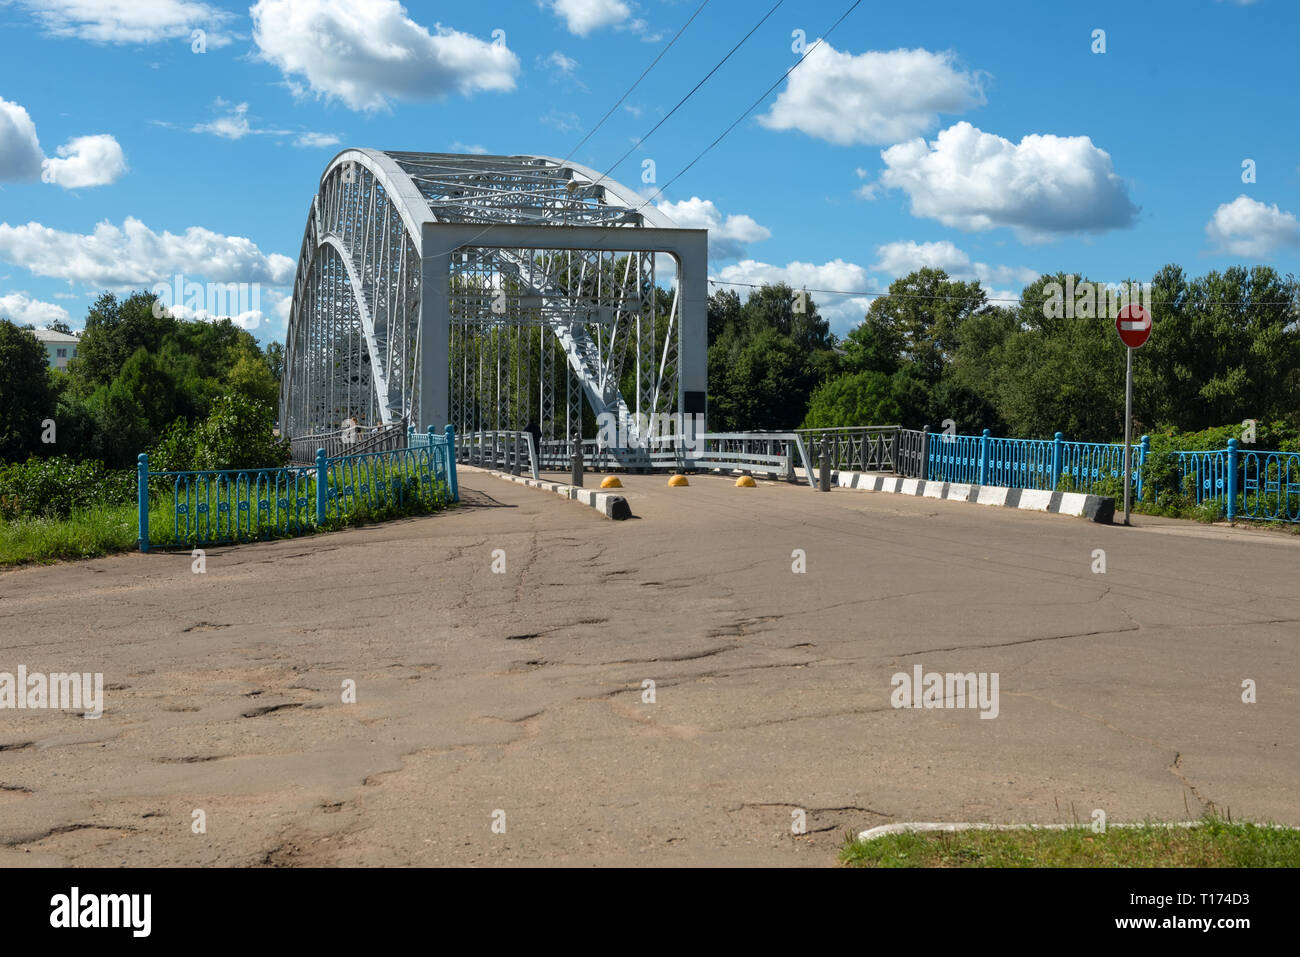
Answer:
[0,456,135,520]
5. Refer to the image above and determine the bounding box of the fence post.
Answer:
[442,425,458,501]
[1137,434,1149,502]
[818,438,831,492]
[408,424,415,448]
[919,425,930,480]
[1051,431,1064,490]
[978,428,990,486]
[890,428,899,473]
[1226,438,1238,523]
[571,434,584,487]
[137,453,150,553]
[315,448,327,526]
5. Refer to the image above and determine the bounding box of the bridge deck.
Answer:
[1,473,1295,865]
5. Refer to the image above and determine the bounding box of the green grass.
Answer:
[0,481,455,567]
[840,818,1300,867]
[0,502,140,566]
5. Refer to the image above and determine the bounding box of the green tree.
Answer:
[0,321,57,461]
[802,370,901,428]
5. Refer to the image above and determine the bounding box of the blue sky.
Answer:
[0,0,1296,342]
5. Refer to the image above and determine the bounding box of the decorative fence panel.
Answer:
[140,426,457,550]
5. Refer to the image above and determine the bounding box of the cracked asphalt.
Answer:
[1,469,1297,866]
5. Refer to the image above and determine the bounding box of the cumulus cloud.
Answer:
[870,239,1038,299]
[548,0,630,35]
[15,0,234,45]
[251,0,519,112]
[655,197,771,260]
[0,217,294,288]
[0,291,71,327]
[1,96,126,189]
[1205,195,1300,258]
[760,45,984,146]
[875,122,1138,240]
[40,134,128,188]
[0,97,44,181]
[712,258,874,332]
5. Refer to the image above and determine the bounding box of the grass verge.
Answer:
[840,818,1300,867]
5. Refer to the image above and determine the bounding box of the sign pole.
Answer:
[1115,301,1150,527]
[1122,346,1133,526]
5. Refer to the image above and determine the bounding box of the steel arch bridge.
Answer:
[281,149,708,454]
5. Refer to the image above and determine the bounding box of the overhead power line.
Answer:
[561,0,712,165]
[588,0,786,193]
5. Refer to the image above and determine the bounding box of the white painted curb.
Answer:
[856,821,1205,841]
[460,466,631,520]
[835,470,1115,523]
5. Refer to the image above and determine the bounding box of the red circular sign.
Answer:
[1116,304,1152,348]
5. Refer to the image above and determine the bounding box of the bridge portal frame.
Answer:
[282,148,709,448]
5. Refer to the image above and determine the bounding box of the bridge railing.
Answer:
[923,429,1145,496]
[290,420,409,464]
[793,426,902,474]
[138,425,457,551]
[458,431,541,479]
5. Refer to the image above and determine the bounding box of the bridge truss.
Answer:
[282,150,708,454]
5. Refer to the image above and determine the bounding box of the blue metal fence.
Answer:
[926,429,1144,497]
[138,425,458,551]
[921,427,1300,524]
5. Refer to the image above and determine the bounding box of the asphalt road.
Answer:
[1,469,1297,866]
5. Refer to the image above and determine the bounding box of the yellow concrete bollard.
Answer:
[600,476,623,489]
[735,475,757,487]
[668,474,689,487]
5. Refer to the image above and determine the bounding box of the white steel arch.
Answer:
[282,150,708,446]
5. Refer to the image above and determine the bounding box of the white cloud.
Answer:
[760,45,984,146]
[870,240,1038,302]
[546,51,579,74]
[1,96,126,189]
[1205,195,1300,258]
[713,258,874,332]
[0,217,295,288]
[192,101,257,139]
[251,0,519,112]
[876,122,1138,240]
[548,0,630,36]
[15,0,234,45]
[294,132,341,149]
[0,97,44,181]
[656,197,771,261]
[0,291,71,327]
[186,99,338,148]
[450,141,488,154]
[540,109,582,133]
[40,134,128,188]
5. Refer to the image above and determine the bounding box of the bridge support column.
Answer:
[419,231,451,432]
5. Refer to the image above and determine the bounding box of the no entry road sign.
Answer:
[1116,303,1152,348]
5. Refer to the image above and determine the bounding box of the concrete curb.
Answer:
[834,470,1115,524]
[856,821,1205,841]
[461,466,632,520]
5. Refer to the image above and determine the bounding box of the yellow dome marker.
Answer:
[600,476,623,489]
[735,475,757,487]
[668,474,689,487]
